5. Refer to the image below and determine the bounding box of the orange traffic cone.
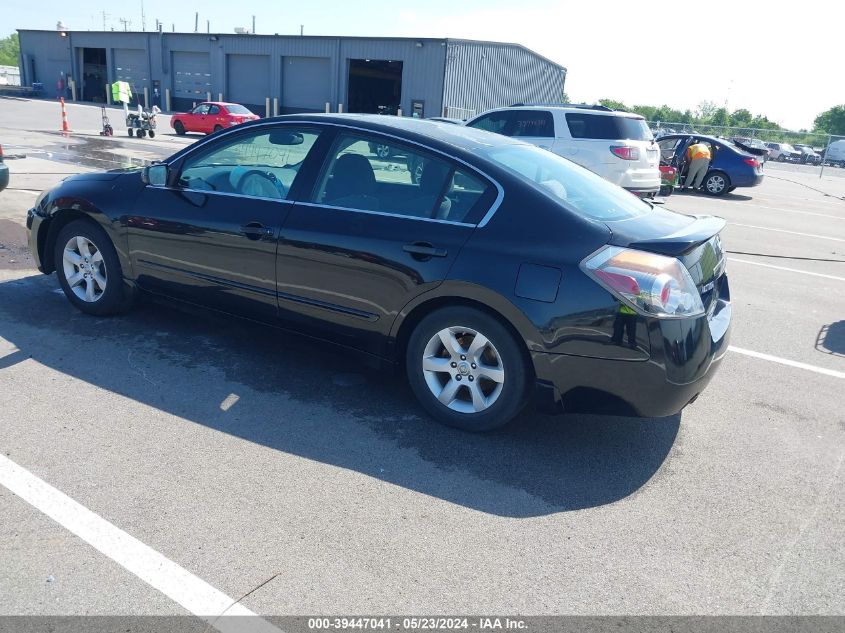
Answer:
[60,97,71,135]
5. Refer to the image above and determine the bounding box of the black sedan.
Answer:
[27,115,731,431]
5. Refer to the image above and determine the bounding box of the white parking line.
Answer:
[0,453,281,633]
[729,223,845,243]
[728,257,845,281]
[721,202,844,220]
[729,346,845,380]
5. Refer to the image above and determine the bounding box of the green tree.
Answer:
[709,107,730,127]
[0,33,19,67]
[598,98,629,111]
[730,108,752,127]
[813,105,845,135]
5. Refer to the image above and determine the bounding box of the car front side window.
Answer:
[178,127,320,200]
[467,112,513,136]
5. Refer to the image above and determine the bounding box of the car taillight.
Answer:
[743,158,759,167]
[610,145,640,160]
[582,246,705,318]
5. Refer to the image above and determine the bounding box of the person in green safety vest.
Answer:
[611,303,638,349]
[111,81,132,105]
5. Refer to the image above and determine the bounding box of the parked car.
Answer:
[658,134,764,195]
[822,139,845,167]
[765,142,802,162]
[465,104,661,198]
[793,143,822,165]
[0,144,8,193]
[730,137,769,163]
[170,102,259,136]
[27,114,730,431]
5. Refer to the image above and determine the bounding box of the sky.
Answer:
[5,0,844,130]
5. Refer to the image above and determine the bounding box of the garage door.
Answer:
[282,56,331,113]
[172,51,211,102]
[113,49,149,101]
[227,54,270,113]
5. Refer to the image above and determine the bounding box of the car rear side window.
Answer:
[565,113,653,141]
[208,105,220,115]
[312,133,489,223]
[511,110,554,138]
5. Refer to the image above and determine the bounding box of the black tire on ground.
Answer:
[174,121,186,136]
[703,171,731,196]
[128,128,134,137]
[777,154,785,162]
[405,306,531,432]
[53,219,133,316]
[213,124,223,133]
[727,186,737,193]
[139,129,146,139]
[148,130,155,138]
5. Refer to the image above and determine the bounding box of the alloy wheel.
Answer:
[422,326,505,414]
[706,174,726,194]
[62,235,107,302]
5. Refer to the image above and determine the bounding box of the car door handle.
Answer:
[240,223,274,240]
[403,242,447,260]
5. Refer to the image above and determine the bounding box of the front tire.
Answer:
[704,171,731,196]
[53,220,131,316]
[405,307,530,431]
[174,120,186,136]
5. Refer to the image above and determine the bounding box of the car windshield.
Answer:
[482,144,651,222]
[226,104,253,115]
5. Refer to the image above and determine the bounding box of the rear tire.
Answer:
[148,130,155,138]
[405,307,530,432]
[128,128,134,137]
[174,121,186,136]
[53,220,132,316]
[704,171,730,196]
[213,124,223,133]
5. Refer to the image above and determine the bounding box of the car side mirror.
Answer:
[142,163,168,186]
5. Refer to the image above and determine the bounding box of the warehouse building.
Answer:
[17,29,566,119]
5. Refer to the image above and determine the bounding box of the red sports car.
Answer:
[170,102,259,136]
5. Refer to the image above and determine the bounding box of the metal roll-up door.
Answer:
[172,52,211,107]
[282,56,331,113]
[227,54,270,113]
[113,49,149,103]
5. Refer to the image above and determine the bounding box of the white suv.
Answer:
[465,105,660,197]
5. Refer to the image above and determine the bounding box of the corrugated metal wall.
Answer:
[442,40,566,117]
[282,57,332,113]
[226,54,271,114]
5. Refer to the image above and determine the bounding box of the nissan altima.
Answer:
[27,114,731,431]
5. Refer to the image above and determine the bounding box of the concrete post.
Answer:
[105,84,111,105]
[338,103,343,113]
[165,88,171,112]
[265,97,271,118]
[206,91,212,103]
[144,87,149,109]
[273,98,279,117]
[325,102,330,113]
[218,93,223,102]
[397,108,402,117]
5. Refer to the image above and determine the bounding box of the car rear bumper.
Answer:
[0,163,8,192]
[533,276,732,417]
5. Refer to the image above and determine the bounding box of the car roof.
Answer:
[242,113,527,153]
[476,105,646,120]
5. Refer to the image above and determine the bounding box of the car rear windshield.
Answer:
[565,113,653,141]
[226,105,253,114]
[482,144,652,222]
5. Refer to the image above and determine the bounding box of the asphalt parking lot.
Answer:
[0,99,843,625]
